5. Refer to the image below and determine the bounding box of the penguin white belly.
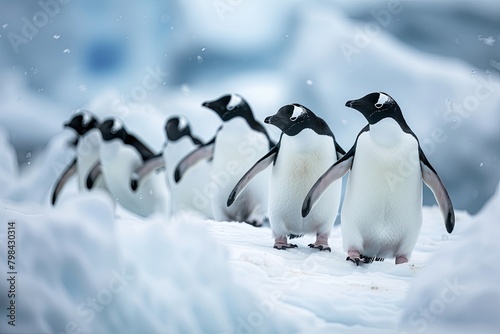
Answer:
[211,118,270,223]
[342,119,422,258]
[269,130,340,237]
[100,140,168,217]
[76,130,107,191]
[165,138,213,218]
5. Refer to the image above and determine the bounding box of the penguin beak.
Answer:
[345,99,363,109]
[201,101,210,108]
[264,116,273,124]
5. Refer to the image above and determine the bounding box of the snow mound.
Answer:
[400,182,500,333]
[0,194,298,334]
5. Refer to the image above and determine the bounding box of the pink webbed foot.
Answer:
[346,249,362,266]
[274,236,297,250]
[395,256,408,264]
[308,234,331,252]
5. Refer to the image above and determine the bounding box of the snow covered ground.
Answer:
[1,122,497,333]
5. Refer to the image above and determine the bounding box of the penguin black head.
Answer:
[264,103,333,137]
[165,116,191,142]
[165,116,203,146]
[345,92,404,125]
[64,110,100,136]
[99,118,128,142]
[202,93,252,122]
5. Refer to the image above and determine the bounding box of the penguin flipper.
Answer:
[86,162,103,190]
[174,140,215,183]
[227,144,279,207]
[51,158,77,205]
[419,149,455,233]
[335,141,346,160]
[302,152,354,218]
[130,155,165,191]
[125,134,156,161]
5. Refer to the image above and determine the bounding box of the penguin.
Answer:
[88,117,169,217]
[174,93,274,226]
[302,92,455,265]
[228,104,345,250]
[51,111,105,205]
[130,115,213,218]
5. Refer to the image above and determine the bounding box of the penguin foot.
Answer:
[347,252,385,265]
[308,234,331,252]
[274,244,298,250]
[244,220,263,228]
[274,236,297,250]
[308,244,331,252]
[359,255,385,263]
[346,250,362,266]
[395,256,408,264]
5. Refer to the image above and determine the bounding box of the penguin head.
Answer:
[165,116,191,142]
[99,118,128,142]
[64,110,100,136]
[345,92,402,125]
[202,93,252,122]
[265,103,328,136]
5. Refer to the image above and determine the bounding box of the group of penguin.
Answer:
[52,92,455,265]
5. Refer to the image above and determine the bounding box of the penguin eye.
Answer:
[290,105,304,121]
[375,93,389,109]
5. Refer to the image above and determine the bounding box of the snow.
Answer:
[0,122,486,333]
[400,182,500,333]
[0,1,499,333]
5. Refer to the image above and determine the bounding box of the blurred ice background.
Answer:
[0,0,499,212]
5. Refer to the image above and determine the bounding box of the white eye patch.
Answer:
[290,105,304,121]
[82,112,92,126]
[177,116,188,131]
[111,119,123,133]
[227,94,242,110]
[375,93,389,108]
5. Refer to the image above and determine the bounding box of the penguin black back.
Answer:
[100,117,156,161]
[165,116,202,146]
[202,93,275,148]
[65,110,100,136]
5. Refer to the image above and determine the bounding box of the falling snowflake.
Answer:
[478,35,495,46]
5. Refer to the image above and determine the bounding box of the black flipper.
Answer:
[335,141,346,160]
[86,162,103,190]
[302,148,354,218]
[174,138,215,183]
[419,148,455,233]
[130,154,166,191]
[51,158,77,205]
[227,143,280,207]
[124,134,156,162]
